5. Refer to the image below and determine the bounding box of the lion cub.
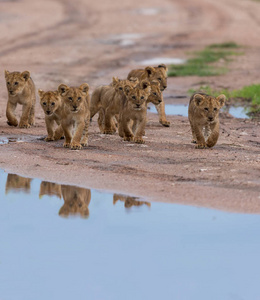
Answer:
[118,81,151,144]
[38,90,64,141]
[5,70,36,128]
[127,64,170,127]
[58,83,90,150]
[188,93,226,149]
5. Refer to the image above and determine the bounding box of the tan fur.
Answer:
[188,93,226,149]
[5,174,32,194]
[59,185,91,218]
[38,90,64,141]
[118,82,151,144]
[127,64,170,127]
[113,194,151,208]
[90,77,138,134]
[5,70,36,128]
[39,181,62,199]
[58,83,90,150]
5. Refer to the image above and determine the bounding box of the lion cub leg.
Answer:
[6,101,18,126]
[155,96,170,127]
[45,117,55,141]
[193,124,207,149]
[134,119,146,144]
[53,124,64,140]
[62,122,73,148]
[122,119,134,142]
[28,95,36,126]
[206,122,219,148]
[19,103,32,128]
[103,107,116,134]
[71,120,85,150]
[80,118,90,147]
[190,122,197,144]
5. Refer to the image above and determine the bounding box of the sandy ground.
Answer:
[0,0,259,213]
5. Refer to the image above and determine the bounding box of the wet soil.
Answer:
[0,0,259,212]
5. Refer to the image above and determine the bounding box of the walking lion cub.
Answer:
[58,83,90,150]
[188,93,226,149]
[38,90,64,141]
[4,70,36,128]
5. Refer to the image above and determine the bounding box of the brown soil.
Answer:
[0,0,259,213]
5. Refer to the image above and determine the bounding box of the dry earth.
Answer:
[0,0,259,213]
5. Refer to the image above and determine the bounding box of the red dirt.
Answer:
[0,0,259,213]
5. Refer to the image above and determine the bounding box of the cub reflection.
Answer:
[113,194,151,208]
[5,174,32,194]
[59,185,91,218]
[39,181,62,199]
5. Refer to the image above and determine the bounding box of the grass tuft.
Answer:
[168,42,243,77]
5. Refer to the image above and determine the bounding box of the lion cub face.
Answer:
[112,77,139,93]
[5,70,30,96]
[148,81,162,105]
[145,64,168,91]
[58,84,89,113]
[38,90,61,116]
[193,93,226,123]
[124,83,151,111]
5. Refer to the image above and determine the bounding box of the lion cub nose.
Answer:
[73,105,77,109]
[46,110,51,115]
[208,117,214,121]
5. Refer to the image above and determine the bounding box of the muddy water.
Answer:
[0,169,260,300]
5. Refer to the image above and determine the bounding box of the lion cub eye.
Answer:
[68,97,73,101]
[51,102,55,106]
[42,102,47,106]
[204,108,209,111]
[77,97,82,101]
[158,78,162,81]
[132,96,136,100]
[153,92,157,96]
[214,107,217,111]
[119,87,123,90]
[14,82,18,85]
[7,82,10,85]
[140,96,144,100]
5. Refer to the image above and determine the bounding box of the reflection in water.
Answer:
[59,185,91,218]
[5,174,32,194]
[4,173,147,219]
[113,193,151,209]
[39,181,62,199]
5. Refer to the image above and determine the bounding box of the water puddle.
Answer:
[148,104,249,119]
[135,8,161,15]
[139,57,186,66]
[99,33,144,47]
[1,169,260,299]
[0,136,24,145]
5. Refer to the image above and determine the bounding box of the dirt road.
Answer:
[0,0,259,212]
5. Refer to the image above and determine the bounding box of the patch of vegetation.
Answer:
[168,42,243,77]
[188,84,260,118]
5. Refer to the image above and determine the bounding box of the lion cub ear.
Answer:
[21,71,30,81]
[4,70,10,78]
[79,83,89,94]
[193,94,204,106]
[158,64,168,71]
[216,94,226,108]
[58,84,69,95]
[112,77,119,86]
[124,85,132,96]
[140,80,150,90]
[38,89,45,98]
[145,66,156,77]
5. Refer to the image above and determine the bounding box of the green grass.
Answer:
[188,84,260,117]
[168,42,243,77]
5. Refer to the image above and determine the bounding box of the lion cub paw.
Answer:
[103,129,115,135]
[191,139,197,144]
[134,137,145,144]
[124,136,134,142]
[160,120,170,127]
[7,120,18,127]
[63,142,71,148]
[70,142,82,150]
[19,122,31,128]
[81,141,88,147]
[45,136,55,142]
[196,143,207,149]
